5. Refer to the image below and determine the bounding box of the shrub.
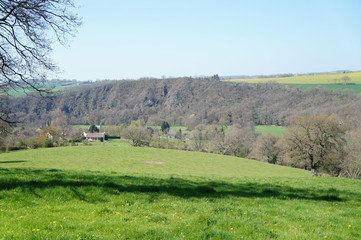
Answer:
[42,139,54,148]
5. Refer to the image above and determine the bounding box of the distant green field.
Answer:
[255,126,287,136]
[71,125,90,130]
[286,83,361,93]
[150,125,189,134]
[0,142,360,239]
[3,84,78,96]
[225,71,361,84]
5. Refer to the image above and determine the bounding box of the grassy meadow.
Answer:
[0,141,360,239]
[3,84,79,96]
[286,83,361,93]
[254,126,287,136]
[0,141,305,178]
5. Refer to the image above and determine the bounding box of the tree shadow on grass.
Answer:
[0,168,358,203]
[0,160,28,164]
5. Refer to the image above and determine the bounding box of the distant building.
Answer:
[167,130,178,138]
[83,132,105,141]
[184,134,193,141]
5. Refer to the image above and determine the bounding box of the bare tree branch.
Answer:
[0,0,80,124]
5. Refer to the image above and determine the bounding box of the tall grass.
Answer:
[255,126,287,136]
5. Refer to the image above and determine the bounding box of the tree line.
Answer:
[2,113,360,178]
[119,116,361,179]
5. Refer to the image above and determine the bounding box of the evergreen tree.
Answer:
[89,125,99,133]
[161,121,170,133]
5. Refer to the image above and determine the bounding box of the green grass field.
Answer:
[0,143,306,178]
[286,83,361,93]
[3,84,79,96]
[0,142,360,239]
[255,126,287,136]
[71,125,90,130]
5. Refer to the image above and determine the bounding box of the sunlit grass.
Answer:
[149,125,189,134]
[0,142,308,178]
[3,84,78,96]
[0,143,360,239]
[255,126,287,136]
[0,168,359,239]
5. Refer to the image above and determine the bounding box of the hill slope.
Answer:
[3,77,361,128]
[0,143,308,178]
[0,144,360,239]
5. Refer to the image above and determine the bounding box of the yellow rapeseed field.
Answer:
[225,71,361,84]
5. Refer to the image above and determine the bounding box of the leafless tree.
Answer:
[251,134,281,164]
[341,129,361,179]
[280,115,347,176]
[0,0,80,124]
[122,126,151,147]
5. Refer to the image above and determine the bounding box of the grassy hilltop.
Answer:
[224,71,361,84]
[0,141,308,178]
[0,141,360,239]
[225,71,361,93]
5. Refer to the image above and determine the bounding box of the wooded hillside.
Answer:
[3,77,360,128]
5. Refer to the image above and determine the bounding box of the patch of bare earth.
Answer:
[141,161,166,164]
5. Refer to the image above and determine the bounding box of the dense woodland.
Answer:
[2,77,361,129]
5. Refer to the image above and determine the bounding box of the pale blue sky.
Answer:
[51,0,361,80]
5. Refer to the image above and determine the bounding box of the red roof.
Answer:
[85,133,104,138]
